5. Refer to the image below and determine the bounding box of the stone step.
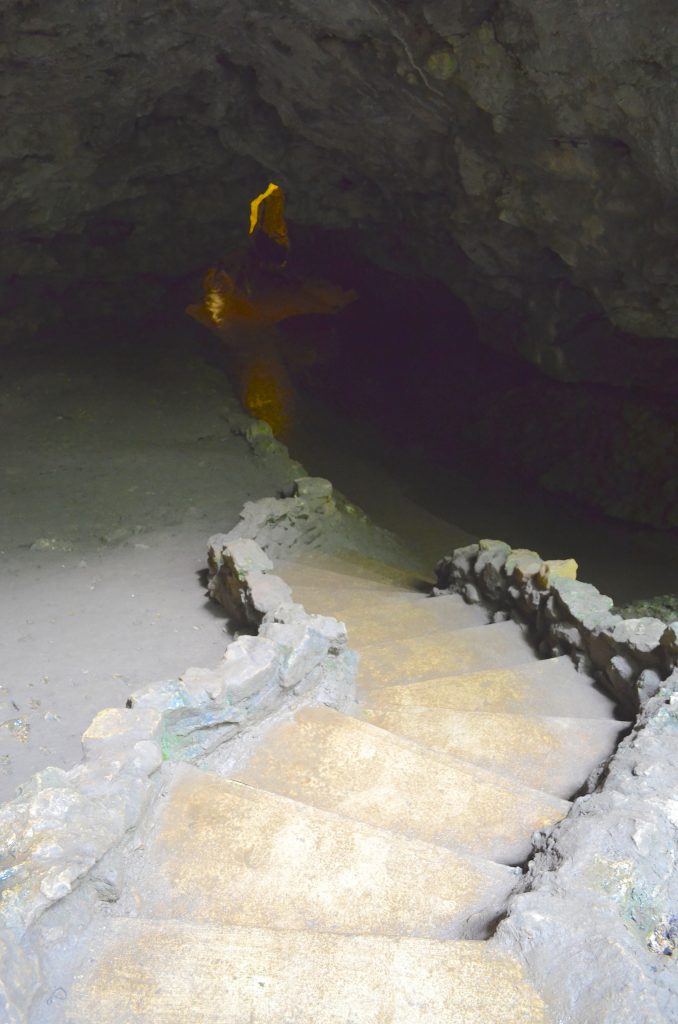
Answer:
[357,621,535,689]
[68,919,547,1024]
[288,550,433,588]
[131,764,518,939]
[363,656,619,720]
[331,593,489,645]
[287,585,431,616]
[358,707,628,799]
[275,560,419,595]
[233,707,569,864]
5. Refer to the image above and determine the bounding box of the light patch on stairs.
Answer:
[330,593,489,645]
[364,656,619,719]
[359,707,629,798]
[357,620,535,687]
[232,706,570,864]
[275,560,416,594]
[284,550,433,587]
[67,919,548,1024]
[129,764,518,939]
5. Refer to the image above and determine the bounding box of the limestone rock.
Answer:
[207,537,291,627]
[550,579,617,633]
[218,635,282,703]
[504,550,543,582]
[536,558,578,589]
[611,617,669,657]
[81,708,163,761]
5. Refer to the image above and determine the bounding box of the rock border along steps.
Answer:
[52,483,636,1023]
[3,478,676,1022]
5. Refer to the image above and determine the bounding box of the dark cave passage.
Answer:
[179,216,678,601]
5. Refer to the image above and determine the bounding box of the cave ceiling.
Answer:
[2,0,677,388]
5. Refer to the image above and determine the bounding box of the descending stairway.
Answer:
[66,551,628,1023]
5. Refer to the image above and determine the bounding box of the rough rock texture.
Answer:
[2,0,677,389]
[437,539,678,716]
[495,679,678,1023]
[0,526,357,1023]
[213,475,422,568]
[439,538,678,1020]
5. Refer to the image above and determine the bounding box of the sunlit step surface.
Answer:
[288,550,433,588]
[286,585,433,616]
[358,707,628,799]
[364,656,618,719]
[233,706,569,864]
[131,765,517,939]
[332,593,488,645]
[357,621,535,688]
[275,560,415,595]
[68,920,548,1024]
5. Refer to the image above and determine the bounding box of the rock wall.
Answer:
[3,0,677,391]
[437,539,678,714]
[439,538,678,1021]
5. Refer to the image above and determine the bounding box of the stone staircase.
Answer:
[65,551,628,1023]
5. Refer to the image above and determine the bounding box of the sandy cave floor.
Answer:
[0,330,297,803]
[2,325,678,805]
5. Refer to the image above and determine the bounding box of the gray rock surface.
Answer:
[2,0,677,392]
[220,476,421,568]
[496,678,678,1023]
[441,536,678,1020]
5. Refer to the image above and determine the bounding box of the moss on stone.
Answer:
[614,595,678,625]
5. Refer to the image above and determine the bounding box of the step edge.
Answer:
[158,764,517,878]
[280,708,572,811]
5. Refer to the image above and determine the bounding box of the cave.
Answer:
[2,3,678,1022]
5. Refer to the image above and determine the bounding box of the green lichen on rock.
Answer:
[614,595,678,625]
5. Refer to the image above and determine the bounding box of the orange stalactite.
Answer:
[187,181,357,438]
[249,182,289,260]
[240,345,295,439]
[188,267,357,330]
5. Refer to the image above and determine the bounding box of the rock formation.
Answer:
[3,0,677,383]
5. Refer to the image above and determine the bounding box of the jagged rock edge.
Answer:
[437,539,678,1022]
[0,473,374,1022]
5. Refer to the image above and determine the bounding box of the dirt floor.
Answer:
[2,324,677,804]
[0,328,296,803]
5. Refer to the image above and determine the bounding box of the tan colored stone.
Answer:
[357,621,533,689]
[331,593,488,646]
[537,558,579,589]
[68,919,547,1024]
[234,706,569,864]
[285,585,427,616]
[276,561,410,594]
[289,550,432,588]
[363,657,617,719]
[359,707,627,799]
[132,765,517,938]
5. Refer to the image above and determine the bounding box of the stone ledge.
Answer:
[436,540,677,715]
[437,539,678,1020]
[0,478,360,1023]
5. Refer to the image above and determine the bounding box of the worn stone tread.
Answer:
[331,593,489,645]
[285,585,433,616]
[68,919,547,1024]
[290,550,433,588]
[131,764,518,939]
[357,620,535,688]
[358,707,628,798]
[363,656,619,719]
[275,560,416,595]
[233,706,569,864]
